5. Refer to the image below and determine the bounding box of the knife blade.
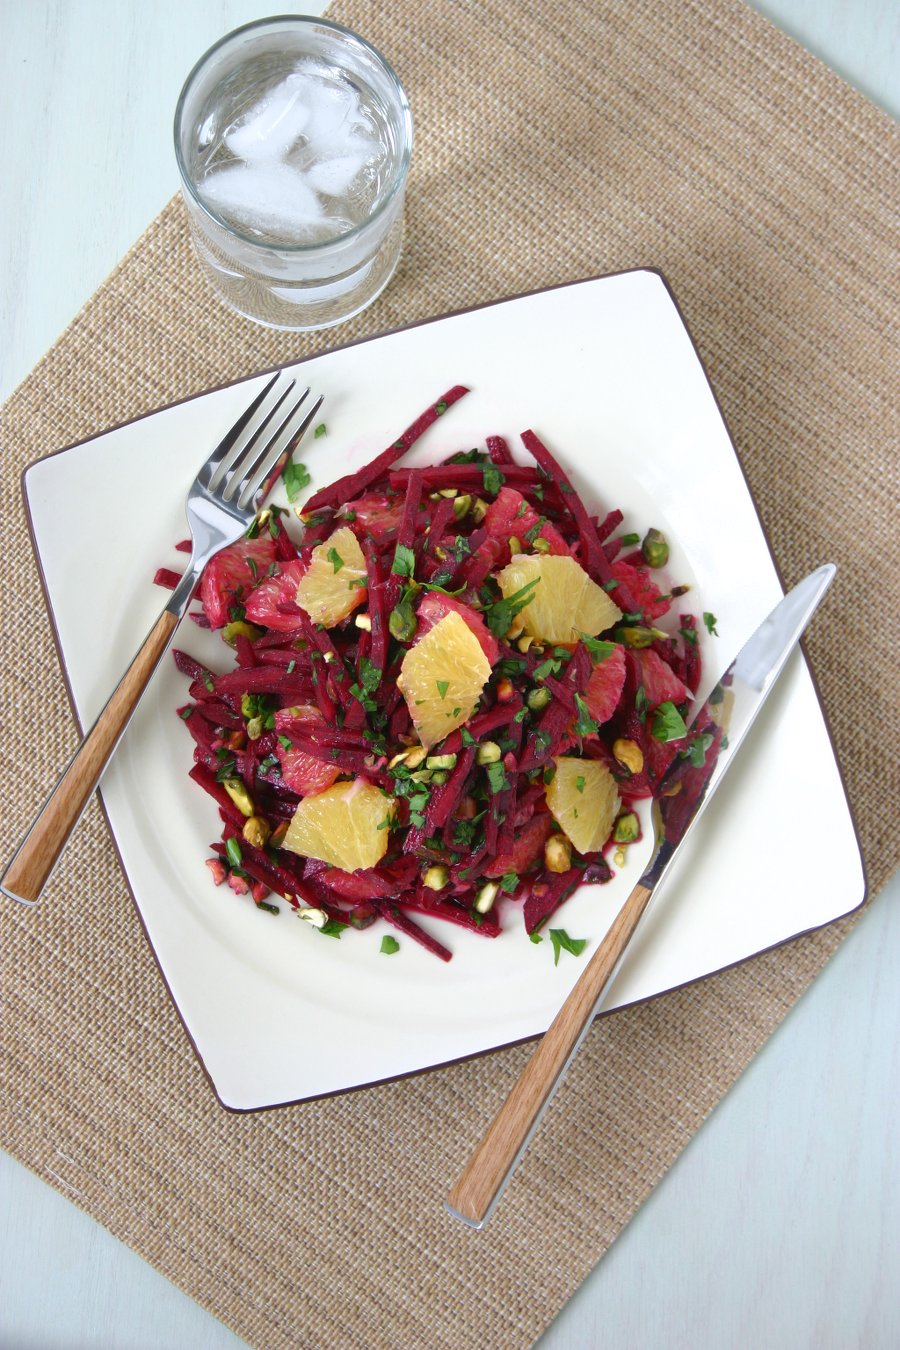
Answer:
[446,562,836,1228]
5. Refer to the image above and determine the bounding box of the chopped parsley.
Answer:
[549,929,588,965]
[380,935,400,955]
[686,731,715,767]
[392,543,416,577]
[485,577,540,638]
[573,693,599,738]
[283,458,312,502]
[359,656,381,695]
[703,612,719,636]
[349,682,378,712]
[482,464,505,497]
[319,919,347,939]
[327,547,345,573]
[453,817,481,847]
[580,635,618,665]
[532,656,562,680]
[651,701,688,742]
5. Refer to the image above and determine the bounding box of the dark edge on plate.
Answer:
[14,265,868,1114]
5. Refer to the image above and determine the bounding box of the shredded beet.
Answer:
[171,390,705,960]
[302,386,470,512]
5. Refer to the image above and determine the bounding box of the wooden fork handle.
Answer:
[447,879,655,1228]
[1,609,179,905]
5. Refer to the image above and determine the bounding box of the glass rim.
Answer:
[173,14,413,255]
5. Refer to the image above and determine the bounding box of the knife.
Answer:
[446,562,837,1228]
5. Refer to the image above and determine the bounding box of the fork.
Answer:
[1,371,322,906]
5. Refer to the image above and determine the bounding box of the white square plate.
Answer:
[24,270,864,1109]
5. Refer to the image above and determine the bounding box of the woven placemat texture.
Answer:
[2,1,898,1346]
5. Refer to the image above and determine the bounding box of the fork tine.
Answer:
[237,391,325,511]
[206,371,295,495]
[221,381,305,502]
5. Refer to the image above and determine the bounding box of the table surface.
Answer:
[1,3,897,1348]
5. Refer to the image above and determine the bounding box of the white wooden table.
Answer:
[1,4,897,1347]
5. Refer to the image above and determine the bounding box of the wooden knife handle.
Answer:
[447,880,654,1228]
[1,608,179,905]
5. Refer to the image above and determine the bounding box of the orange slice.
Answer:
[283,779,394,872]
[545,756,620,855]
[496,554,621,643]
[295,526,367,628]
[396,611,492,749]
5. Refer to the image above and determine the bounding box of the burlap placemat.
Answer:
[2,1,897,1346]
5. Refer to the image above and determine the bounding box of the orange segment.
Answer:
[295,526,367,627]
[396,611,492,750]
[283,779,394,871]
[496,554,621,643]
[545,756,620,855]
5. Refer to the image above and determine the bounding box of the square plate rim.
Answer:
[18,266,867,1111]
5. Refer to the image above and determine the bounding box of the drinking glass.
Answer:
[174,16,412,330]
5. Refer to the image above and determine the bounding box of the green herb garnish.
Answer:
[392,543,416,577]
[651,701,688,742]
[687,732,715,767]
[283,459,312,502]
[359,656,381,694]
[579,635,618,665]
[482,465,505,497]
[532,657,562,681]
[380,935,400,955]
[319,919,347,938]
[485,577,540,638]
[573,693,599,738]
[549,929,588,965]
